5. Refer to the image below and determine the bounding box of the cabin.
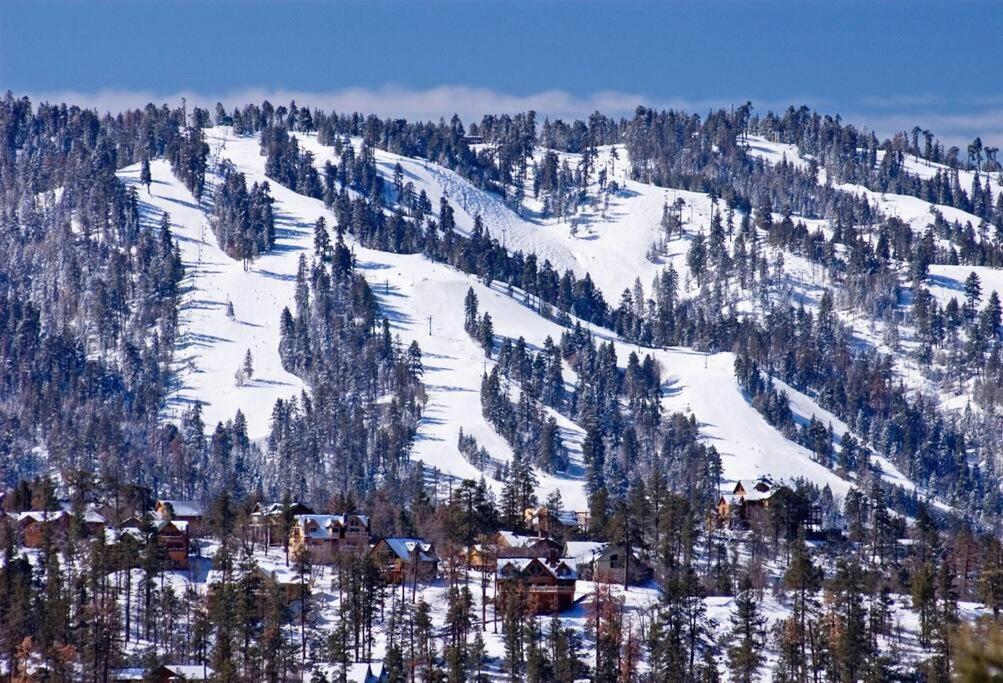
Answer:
[9,511,68,548]
[564,541,650,584]
[288,513,370,564]
[248,501,315,547]
[152,520,190,569]
[459,543,494,571]
[251,565,308,602]
[80,509,108,536]
[150,664,215,682]
[523,506,585,537]
[593,543,652,585]
[155,500,204,534]
[492,530,563,559]
[368,538,439,583]
[207,564,308,603]
[495,556,577,615]
[716,477,782,528]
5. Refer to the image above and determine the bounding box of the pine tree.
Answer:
[140,157,152,192]
[728,574,766,682]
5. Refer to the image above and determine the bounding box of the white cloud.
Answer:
[18,85,739,122]
[15,85,1003,147]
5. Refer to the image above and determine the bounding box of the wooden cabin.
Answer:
[152,520,190,569]
[288,514,370,564]
[716,477,782,528]
[368,538,439,583]
[523,506,585,538]
[10,511,68,548]
[492,530,563,559]
[593,543,652,585]
[495,556,578,615]
[248,501,315,547]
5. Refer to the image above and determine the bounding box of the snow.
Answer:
[927,263,1003,307]
[119,152,308,439]
[118,126,943,515]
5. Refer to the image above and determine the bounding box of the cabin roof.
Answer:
[156,500,204,517]
[379,537,437,562]
[496,556,577,580]
[294,513,369,539]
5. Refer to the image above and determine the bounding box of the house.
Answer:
[9,510,68,548]
[152,520,190,569]
[563,540,606,577]
[592,543,652,585]
[523,506,584,537]
[716,477,782,527]
[80,509,108,536]
[368,538,439,583]
[563,541,650,584]
[495,556,577,615]
[459,543,493,571]
[155,500,204,533]
[492,530,563,559]
[248,501,315,547]
[288,514,370,564]
[56,501,108,536]
[208,564,308,603]
[151,664,215,682]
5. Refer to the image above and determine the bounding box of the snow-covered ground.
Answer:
[121,127,914,513]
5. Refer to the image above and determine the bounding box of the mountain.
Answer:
[2,95,1002,679]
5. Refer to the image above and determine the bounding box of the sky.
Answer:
[2,0,1002,145]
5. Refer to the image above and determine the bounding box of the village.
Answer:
[0,474,889,682]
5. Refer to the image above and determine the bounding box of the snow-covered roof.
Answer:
[727,477,780,503]
[9,511,68,524]
[497,556,577,580]
[564,541,607,563]
[526,507,580,527]
[154,519,188,534]
[161,664,215,680]
[380,538,437,562]
[104,527,145,545]
[496,530,555,549]
[157,500,204,517]
[294,514,370,539]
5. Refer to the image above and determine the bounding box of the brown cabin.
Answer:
[288,514,370,564]
[152,520,190,569]
[10,511,68,548]
[495,556,577,615]
[716,477,782,528]
[249,501,315,547]
[368,538,439,583]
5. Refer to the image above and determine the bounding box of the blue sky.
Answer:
[2,0,1002,144]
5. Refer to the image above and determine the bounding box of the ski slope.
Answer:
[119,127,893,511]
[119,156,308,438]
[295,133,712,307]
[745,134,996,236]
